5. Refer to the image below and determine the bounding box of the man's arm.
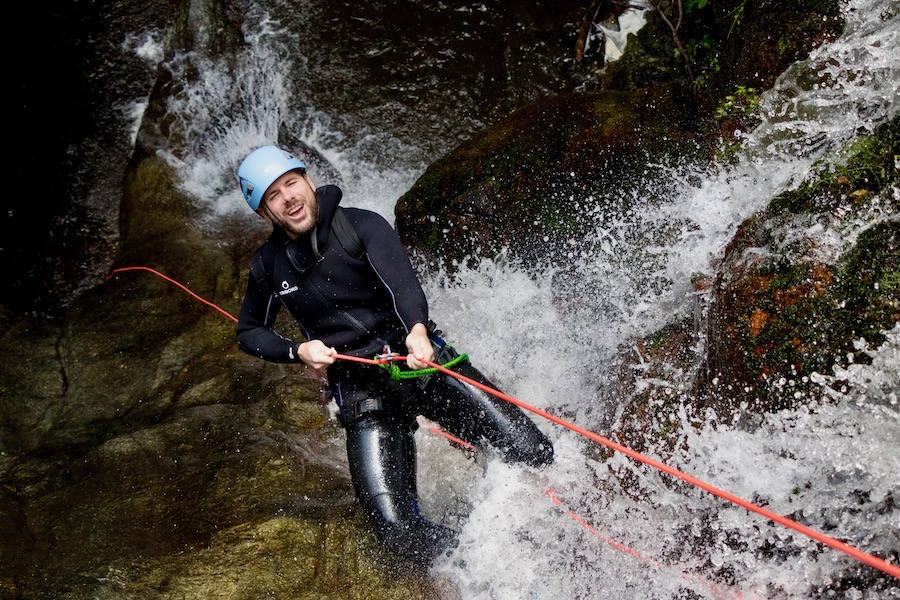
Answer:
[348,209,435,369]
[348,209,429,331]
[236,273,302,363]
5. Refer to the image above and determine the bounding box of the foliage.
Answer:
[714,85,760,121]
[653,0,722,91]
[679,34,720,87]
[725,1,746,39]
[713,85,761,163]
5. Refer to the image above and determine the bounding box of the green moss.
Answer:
[777,35,790,55]
[714,85,760,121]
[736,221,899,409]
[769,119,897,216]
[883,270,900,291]
[725,117,898,409]
[645,321,681,355]
[832,222,900,339]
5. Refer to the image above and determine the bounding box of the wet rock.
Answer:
[395,85,706,273]
[0,0,870,598]
[696,121,900,418]
[609,118,899,445]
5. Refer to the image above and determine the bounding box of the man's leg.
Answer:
[421,360,554,468]
[345,412,458,567]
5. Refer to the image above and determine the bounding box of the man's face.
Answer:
[259,170,319,238]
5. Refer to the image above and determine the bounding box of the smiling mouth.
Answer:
[287,204,304,217]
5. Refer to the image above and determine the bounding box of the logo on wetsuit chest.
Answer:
[278,280,299,296]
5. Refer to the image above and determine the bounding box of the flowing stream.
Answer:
[148,0,898,597]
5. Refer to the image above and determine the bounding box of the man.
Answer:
[235,144,554,568]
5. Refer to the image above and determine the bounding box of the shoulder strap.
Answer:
[331,207,364,259]
[249,242,276,291]
[254,207,364,290]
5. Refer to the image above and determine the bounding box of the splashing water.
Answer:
[158,0,898,597]
[422,2,899,597]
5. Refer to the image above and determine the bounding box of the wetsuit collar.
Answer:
[274,185,343,272]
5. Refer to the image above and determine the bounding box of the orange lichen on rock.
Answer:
[749,308,771,337]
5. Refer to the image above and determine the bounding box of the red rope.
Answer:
[421,420,760,598]
[547,489,768,599]
[109,267,900,580]
[415,355,900,580]
[417,417,476,451]
[107,267,238,323]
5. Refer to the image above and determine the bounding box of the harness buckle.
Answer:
[353,396,383,419]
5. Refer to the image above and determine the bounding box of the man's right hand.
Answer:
[298,340,336,373]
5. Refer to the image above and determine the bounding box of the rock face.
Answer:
[395,84,705,272]
[2,0,452,597]
[3,0,889,598]
[608,118,898,458]
[394,2,845,274]
[697,122,899,415]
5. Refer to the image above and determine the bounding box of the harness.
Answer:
[376,328,467,382]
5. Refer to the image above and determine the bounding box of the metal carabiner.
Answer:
[375,345,401,363]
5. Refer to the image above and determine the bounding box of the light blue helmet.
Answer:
[237,145,307,210]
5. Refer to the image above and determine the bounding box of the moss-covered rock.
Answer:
[695,118,898,417]
[395,85,706,272]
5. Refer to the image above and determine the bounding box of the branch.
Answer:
[651,0,697,91]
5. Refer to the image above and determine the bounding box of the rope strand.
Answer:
[420,357,900,580]
[109,266,900,580]
[108,267,238,323]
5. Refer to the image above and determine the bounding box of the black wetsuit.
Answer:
[236,185,554,567]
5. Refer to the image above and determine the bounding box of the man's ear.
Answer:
[256,206,273,224]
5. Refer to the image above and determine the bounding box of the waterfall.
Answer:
[160,0,898,597]
[419,1,898,597]
[424,2,898,598]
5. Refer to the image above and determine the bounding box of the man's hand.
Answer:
[298,339,336,374]
[405,322,435,370]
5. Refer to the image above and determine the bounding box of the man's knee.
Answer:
[504,432,554,468]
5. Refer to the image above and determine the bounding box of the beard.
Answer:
[269,196,320,238]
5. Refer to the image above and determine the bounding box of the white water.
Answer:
[160,0,899,597]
